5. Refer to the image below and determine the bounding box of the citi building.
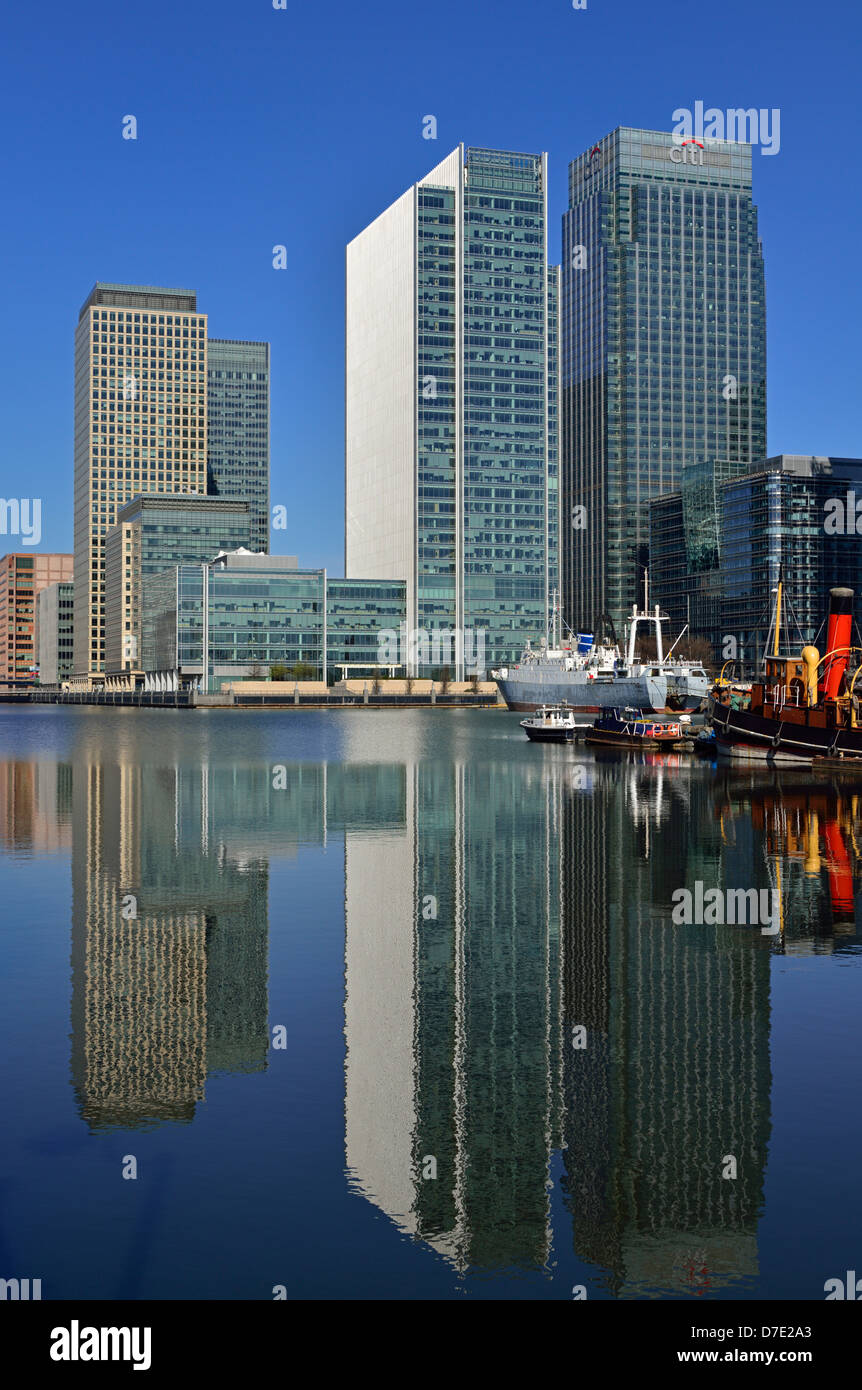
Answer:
[561,126,766,633]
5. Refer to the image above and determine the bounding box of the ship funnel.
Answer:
[822,588,854,700]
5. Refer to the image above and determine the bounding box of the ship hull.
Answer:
[496,672,667,714]
[713,702,862,764]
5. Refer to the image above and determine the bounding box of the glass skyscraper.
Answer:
[561,127,766,634]
[207,340,271,554]
[346,144,558,676]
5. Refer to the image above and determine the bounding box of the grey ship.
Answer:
[493,587,709,715]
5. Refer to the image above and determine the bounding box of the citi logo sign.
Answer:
[584,144,602,175]
[0,1277,42,1299]
[670,138,704,166]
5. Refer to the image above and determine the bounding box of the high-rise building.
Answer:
[73,284,208,678]
[346,144,559,676]
[650,454,862,666]
[36,580,75,685]
[103,493,252,674]
[0,553,73,684]
[561,127,766,633]
[207,340,271,554]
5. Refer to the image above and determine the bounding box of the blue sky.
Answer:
[2,0,859,573]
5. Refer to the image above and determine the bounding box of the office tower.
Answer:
[346,144,559,677]
[207,340,271,555]
[36,580,75,684]
[561,127,766,634]
[0,553,73,684]
[73,284,208,678]
[651,454,862,662]
[103,494,252,673]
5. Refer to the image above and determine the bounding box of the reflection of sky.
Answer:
[0,708,860,1299]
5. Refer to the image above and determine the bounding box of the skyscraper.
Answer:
[207,340,271,554]
[346,144,559,676]
[561,127,766,633]
[73,284,208,677]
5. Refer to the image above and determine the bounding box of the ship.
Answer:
[712,583,862,764]
[493,582,707,714]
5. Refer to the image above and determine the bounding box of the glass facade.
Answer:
[650,456,862,667]
[326,579,408,674]
[346,144,558,677]
[104,494,252,672]
[461,150,558,669]
[143,564,406,689]
[207,340,270,554]
[561,127,766,634]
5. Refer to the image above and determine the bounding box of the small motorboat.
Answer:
[693,725,717,756]
[520,703,580,743]
[585,707,692,750]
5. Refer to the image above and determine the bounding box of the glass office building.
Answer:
[207,340,271,554]
[650,456,862,667]
[142,554,406,689]
[104,494,253,673]
[346,144,558,676]
[561,127,766,634]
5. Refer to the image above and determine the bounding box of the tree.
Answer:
[292,661,315,680]
[438,664,452,694]
[270,663,288,681]
[248,662,264,680]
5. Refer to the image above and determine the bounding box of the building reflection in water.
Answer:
[345,751,861,1295]
[2,728,859,1291]
[62,725,407,1134]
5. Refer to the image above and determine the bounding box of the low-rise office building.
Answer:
[104,493,253,674]
[141,552,405,690]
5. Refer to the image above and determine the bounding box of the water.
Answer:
[0,705,859,1300]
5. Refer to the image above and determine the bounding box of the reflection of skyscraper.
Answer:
[0,759,72,855]
[345,752,565,1271]
[560,758,772,1297]
[345,746,782,1292]
[68,729,410,1132]
[69,751,270,1130]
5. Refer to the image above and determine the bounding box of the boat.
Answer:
[585,708,692,750]
[493,592,667,714]
[713,583,862,764]
[692,726,718,756]
[493,580,708,714]
[520,703,581,743]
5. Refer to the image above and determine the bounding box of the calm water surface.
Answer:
[0,706,859,1299]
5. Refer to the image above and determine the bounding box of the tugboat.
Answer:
[713,583,862,764]
[520,703,580,743]
[585,708,691,750]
